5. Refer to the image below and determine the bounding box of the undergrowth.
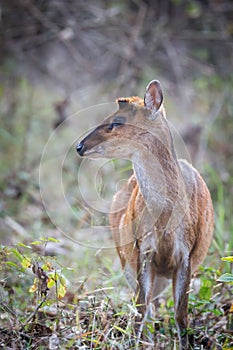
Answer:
[0,238,232,350]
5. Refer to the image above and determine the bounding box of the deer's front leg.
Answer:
[136,230,157,317]
[172,258,191,350]
[135,246,156,348]
[136,256,155,319]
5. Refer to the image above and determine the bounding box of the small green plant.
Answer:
[218,256,233,283]
[218,256,233,314]
[4,237,67,300]
[0,238,71,348]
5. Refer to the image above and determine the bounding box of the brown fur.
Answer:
[77,80,214,349]
[117,96,144,106]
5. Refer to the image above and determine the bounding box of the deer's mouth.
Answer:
[76,142,104,158]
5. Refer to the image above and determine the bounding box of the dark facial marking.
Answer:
[108,116,126,131]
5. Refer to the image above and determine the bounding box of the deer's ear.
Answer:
[144,80,163,113]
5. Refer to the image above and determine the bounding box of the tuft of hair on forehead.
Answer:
[116,96,144,109]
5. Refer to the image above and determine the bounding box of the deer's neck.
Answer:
[132,117,182,230]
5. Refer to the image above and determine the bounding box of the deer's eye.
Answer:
[108,116,125,131]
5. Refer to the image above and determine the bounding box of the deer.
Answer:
[76,80,214,349]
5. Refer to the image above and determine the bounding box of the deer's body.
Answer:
[110,159,213,283]
[76,80,214,349]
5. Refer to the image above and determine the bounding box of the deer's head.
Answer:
[76,80,165,160]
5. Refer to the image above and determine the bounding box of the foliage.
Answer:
[218,256,233,308]
[1,241,233,349]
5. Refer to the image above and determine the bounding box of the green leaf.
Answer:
[57,277,67,299]
[11,248,23,261]
[17,243,32,249]
[198,278,213,300]
[39,237,60,243]
[31,241,43,245]
[4,261,19,269]
[47,237,60,243]
[47,277,55,289]
[221,256,233,262]
[21,257,31,269]
[217,273,233,283]
[113,325,127,334]
[211,309,223,316]
[199,286,212,300]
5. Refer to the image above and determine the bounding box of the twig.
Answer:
[86,286,114,295]
[21,294,47,327]
[19,0,92,73]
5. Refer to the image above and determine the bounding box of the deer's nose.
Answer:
[76,141,85,156]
